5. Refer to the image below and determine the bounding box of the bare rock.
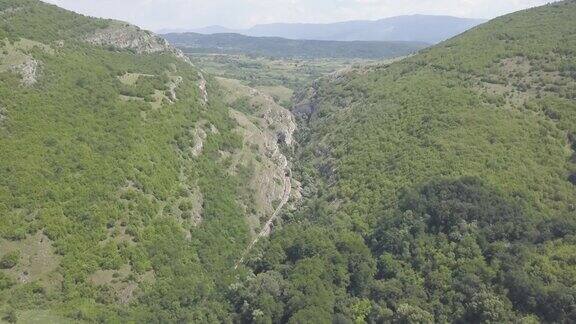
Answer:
[86,22,191,64]
[191,126,207,157]
[198,72,208,104]
[12,58,39,86]
[166,75,183,102]
[86,23,169,53]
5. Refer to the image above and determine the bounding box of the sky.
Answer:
[43,0,555,31]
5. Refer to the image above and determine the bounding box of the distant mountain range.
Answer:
[162,32,428,59]
[158,15,487,44]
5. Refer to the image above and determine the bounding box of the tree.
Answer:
[394,304,434,323]
[465,291,514,323]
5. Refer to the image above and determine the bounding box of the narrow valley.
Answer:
[0,0,574,323]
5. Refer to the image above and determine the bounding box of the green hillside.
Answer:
[0,0,253,321]
[238,1,576,322]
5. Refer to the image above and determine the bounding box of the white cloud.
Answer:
[42,0,556,31]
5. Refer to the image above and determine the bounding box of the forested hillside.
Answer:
[0,0,264,321]
[162,32,428,59]
[236,1,576,322]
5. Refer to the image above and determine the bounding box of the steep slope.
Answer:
[294,1,576,222]
[208,15,485,43]
[162,32,428,59]
[0,0,275,321]
[233,1,576,323]
[215,77,297,240]
[213,77,298,268]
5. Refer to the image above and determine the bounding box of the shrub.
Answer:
[0,251,19,269]
[0,272,15,291]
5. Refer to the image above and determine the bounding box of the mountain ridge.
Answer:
[160,14,486,43]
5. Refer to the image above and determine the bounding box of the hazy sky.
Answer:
[43,0,555,31]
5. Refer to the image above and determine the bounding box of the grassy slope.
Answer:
[299,0,576,224]
[0,0,249,321]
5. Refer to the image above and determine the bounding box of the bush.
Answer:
[0,251,19,269]
[0,272,15,291]
[2,308,17,324]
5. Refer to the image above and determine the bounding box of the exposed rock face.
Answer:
[249,88,296,146]
[85,22,192,65]
[292,84,320,120]
[166,76,183,102]
[1,39,55,86]
[230,82,298,267]
[198,72,208,104]
[215,77,299,239]
[86,23,171,54]
[191,123,208,157]
[12,58,38,86]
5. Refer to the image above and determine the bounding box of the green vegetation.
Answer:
[0,251,18,269]
[0,0,575,322]
[236,1,576,322]
[187,53,394,108]
[190,54,345,88]
[0,0,251,321]
[163,32,428,59]
[2,307,17,323]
